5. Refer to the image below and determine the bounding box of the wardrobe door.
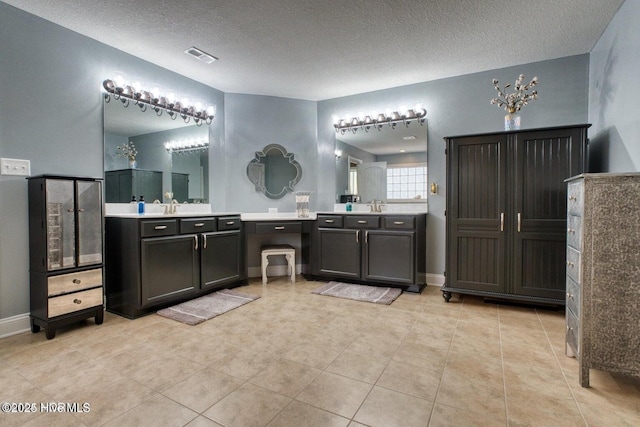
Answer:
[511,128,587,300]
[446,134,508,293]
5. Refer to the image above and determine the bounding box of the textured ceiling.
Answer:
[3,0,624,101]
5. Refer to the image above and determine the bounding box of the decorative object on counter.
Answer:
[103,76,215,126]
[333,105,426,135]
[116,141,137,168]
[157,289,260,325]
[312,282,402,305]
[490,74,538,131]
[247,144,302,199]
[295,191,310,218]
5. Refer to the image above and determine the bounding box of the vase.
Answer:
[129,159,137,169]
[504,112,521,131]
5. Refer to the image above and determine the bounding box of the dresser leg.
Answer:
[95,309,104,325]
[30,318,40,334]
[579,364,590,387]
[442,291,452,302]
[45,328,56,340]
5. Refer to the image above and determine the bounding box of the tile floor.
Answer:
[1,277,639,427]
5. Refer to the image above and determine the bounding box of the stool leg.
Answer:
[262,255,268,285]
[287,254,295,283]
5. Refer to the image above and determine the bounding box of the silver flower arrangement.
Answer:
[116,141,137,161]
[491,74,538,114]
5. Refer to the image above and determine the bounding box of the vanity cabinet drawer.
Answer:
[317,215,343,228]
[255,222,302,234]
[345,216,380,229]
[566,309,580,357]
[141,220,177,237]
[567,180,584,215]
[566,276,580,318]
[48,287,103,318]
[180,218,216,234]
[566,246,581,284]
[567,214,582,250]
[384,216,416,230]
[218,216,241,231]
[48,268,103,296]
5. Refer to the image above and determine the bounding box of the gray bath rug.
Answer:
[311,281,402,305]
[157,289,260,325]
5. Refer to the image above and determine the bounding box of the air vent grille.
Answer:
[184,46,218,64]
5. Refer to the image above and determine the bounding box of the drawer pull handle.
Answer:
[194,235,198,250]
[72,279,81,284]
[393,221,405,225]
[203,234,207,249]
[567,228,575,234]
[569,196,577,201]
[226,221,235,225]
[73,299,82,304]
[517,213,522,233]
[566,293,574,300]
[274,226,285,230]
[566,261,574,267]
[357,220,367,224]
[194,223,205,227]
[365,230,369,244]
[325,219,335,223]
[500,213,504,232]
[356,230,360,243]
[154,225,168,230]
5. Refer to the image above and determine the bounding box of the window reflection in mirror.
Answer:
[103,99,209,203]
[335,123,427,205]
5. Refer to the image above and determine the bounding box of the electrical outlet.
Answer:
[1,158,31,176]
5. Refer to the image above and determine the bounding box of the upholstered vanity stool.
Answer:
[261,245,295,285]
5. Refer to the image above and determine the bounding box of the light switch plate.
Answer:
[1,158,31,176]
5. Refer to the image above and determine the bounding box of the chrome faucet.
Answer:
[163,199,180,215]
[368,199,385,213]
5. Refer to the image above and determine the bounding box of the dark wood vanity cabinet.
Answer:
[314,214,426,292]
[442,125,589,305]
[105,215,243,318]
[28,175,104,339]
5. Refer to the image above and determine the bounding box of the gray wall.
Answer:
[218,93,317,213]
[0,2,223,319]
[588,0,640,172]
[318,54,590,277]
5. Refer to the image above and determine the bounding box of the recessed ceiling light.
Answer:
[184,46,218,64]
[403,136,417,141]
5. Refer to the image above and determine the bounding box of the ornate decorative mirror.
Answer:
[247,144,302,199]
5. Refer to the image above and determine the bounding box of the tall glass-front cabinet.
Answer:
[28,175,104,339]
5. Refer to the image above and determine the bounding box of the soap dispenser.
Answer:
[138,196,145,214]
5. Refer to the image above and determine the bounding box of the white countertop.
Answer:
[105,212,241,218]
[240,212,317,221]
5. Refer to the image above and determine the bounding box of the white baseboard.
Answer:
[426,273,445,287]
[0,313,31,338]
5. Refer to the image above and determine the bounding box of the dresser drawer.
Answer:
[255,222,302,234]
[48,287,103,318]
[180,218,216,234]
[567,180,584,215]
[567,214,582,250]
[317,215,343,228]
[217,216,241,231]
[566,276,580,318]
[141,220,177,237]
[384,216,416,230]
[345,215,380,229]
[48,268,103,296]
[566,246,581,284]
[566,309,580,358]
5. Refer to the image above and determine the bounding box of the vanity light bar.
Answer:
[102,79,215,126]
[164,138,209,154]
[333,106,426,135]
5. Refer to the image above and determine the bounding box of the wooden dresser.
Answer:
[565,173,640,386]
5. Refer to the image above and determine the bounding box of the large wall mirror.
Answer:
[103,99,209,203]
[247,144,302,199]
[335,123,427,204]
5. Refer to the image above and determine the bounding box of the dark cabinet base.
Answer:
[441,285,564,306]
[30,306,104,340]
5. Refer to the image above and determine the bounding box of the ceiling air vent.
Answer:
[184,46,218,64]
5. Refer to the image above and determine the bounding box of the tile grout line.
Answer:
[497,304,510,427]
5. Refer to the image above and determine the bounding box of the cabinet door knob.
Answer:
[566,261,574,267]
[569,196,577,201]
[73,299,82,304]
[72,279,81,284]
[567,228,575,234]
[78,208,85,213]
